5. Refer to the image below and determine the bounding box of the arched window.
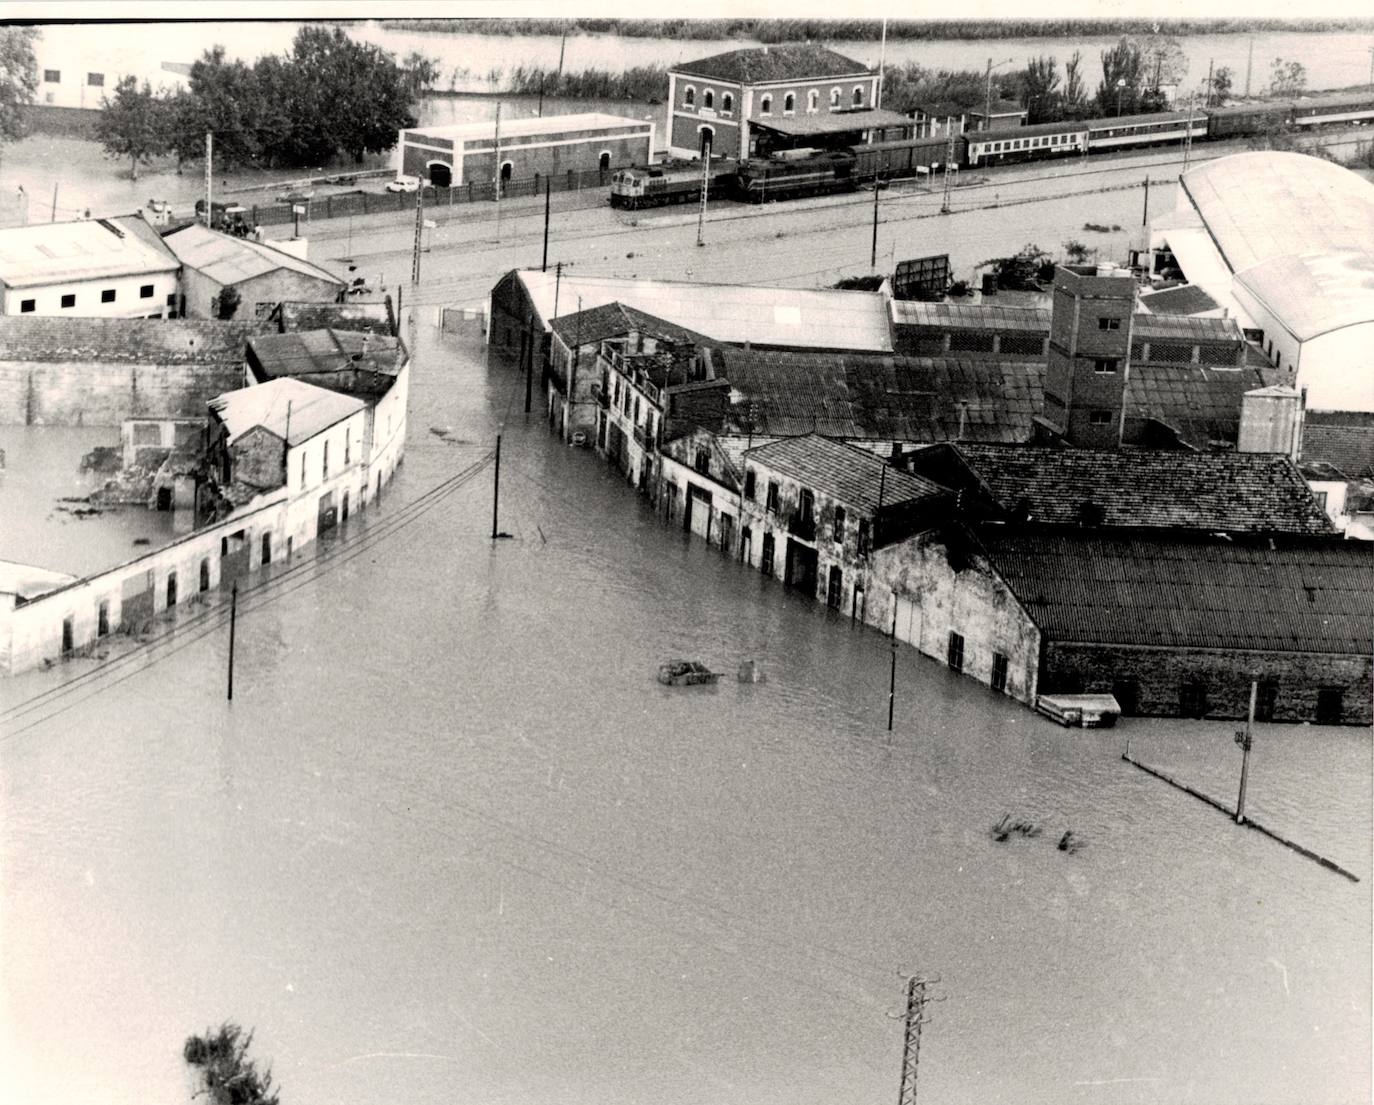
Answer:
[783,92,795,113]
[500,161,513,183]
[722,92,733,112]
[703,89,714,109]
[684,85,695,107]
[699,126,715,157]
[760,94,772,115]
[853,86,864,106]
[830,87,841,107]
[598,151,611,172]
[808,90,819,112]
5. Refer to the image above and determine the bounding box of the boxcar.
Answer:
[851,136,964,183]
[736,150,858,203]
[965,121,1089,167]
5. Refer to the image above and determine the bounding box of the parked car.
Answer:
[386,175,421,193]
[276,190,314,205]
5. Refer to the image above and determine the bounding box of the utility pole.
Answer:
[887,601,898,730]
[226,581,237,701]
[894,974,940,1105]
[411,177,424,284]
[876,17,888,110]
[1204,58,1214,108]
[1234,680,1258,824]
[491,433,502,539]
[525,319,534,413]
[1245,37,1254,98]
[870,176,882,271]
[1183,94,1196,174]
[553,260,563,319]
[696,136,711,248]
[542,176,551,271]
[983,58,994,133]
[567,295,583,442]
[493,101,503,241]
[940,119,956,214]
[1141,174,1149,228]
[49,182,58,223]
[204,132,213,227]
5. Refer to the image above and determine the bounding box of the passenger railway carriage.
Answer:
[1085,110,1208,149]
[965,121,1089,167]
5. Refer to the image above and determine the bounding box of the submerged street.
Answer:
[1,317,1369,1105]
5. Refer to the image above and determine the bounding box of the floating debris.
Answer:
[991,814,1041,843]
[737,659,764,683]
[657,660,721,687]
[1058,831,1084,855]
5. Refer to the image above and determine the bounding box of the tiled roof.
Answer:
[952,444,1333,534]
[1302,410,1374,479]
[978,526,1374,653]
[1123,361,1280,450]
[209,377,365,447]
[247,329,405,379]
[548,301,719,349]
[716,348,1043,443]
[752,108,913,137]
[0,215,179,287]
[1137,284,1221,316]
[672,44,870,84]
[0,316,262,363]
[745,433,949,514]
[163,223,344,288]
[275,300,394,334]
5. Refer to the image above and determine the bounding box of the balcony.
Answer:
[787,512,816,541]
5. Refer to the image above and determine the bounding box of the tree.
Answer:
[400,51,441,101]
[184,1023,279,1105]
[1062,50,1089,118]
[1202,65,1233,108]
[1269,58,1307,98]
[980,243,1052,291]
[1130,32,1188,93]
[0,27,38,159]
[214,286,241,320]
[1096,37,1145,117]
[186,46,268,168]
[96,77,167,180]
[1019,55,1061,124]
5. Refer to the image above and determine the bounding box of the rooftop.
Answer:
[745,433,948,514]
[1302,409,1374,479]
[752,108,914,138]
[892,300,1049,332]
[0,315,263,364]
[270,300,395,335]
[978,526,1373,654]
[1131,313,1245,343]
[246,329,406,400]
[163,223,345,289]
[1086,109,1194,129]
[1136,284,1221,316]
[548,301,719,350]
[671,44,870,84]
[1123,361,1281,450]
[209,377,365,447]
[0,215,179,288]
[513,270,893,353]
[946,443,1333,534]
[403,112,650,142]
[1232,250,1374,343]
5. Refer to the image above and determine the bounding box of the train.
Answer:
[609,89,1374,208]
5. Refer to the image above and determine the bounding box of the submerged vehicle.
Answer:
[657,660,721,687]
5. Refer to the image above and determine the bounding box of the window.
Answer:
[633,395,640,421]
[808,90,818,112]
[62,616,74,655]
[765,480,780,513]
[1089,410,1114,425]
[261,532,271,565]
[300,451,307,488]
[684,86,695,106]
[694,447,710,475]
[760,94,772,115]
[1093,358,1118,374]
[830,87,841,107]
[857,518,871,557]
[344,427,351,466]
[833,506,846,543]
[199,559,210,593]
[97,601,110,638]
[783,92,795,113]
[101,288,116,303]
[761,532,775,577]
[853,86,864,106]
[43,69,59,82]
[61,293,75,309]
[87,72,104,87]
[744,469,756,500]
[947,631,965,673]
[798,488,814,523]
[598,151,611,173]
[20,298,34,313]
[703,89,713,109]
[167,292,177,306]
[1098,317,1122,331]
[139,284,154,299]
[991,652,1009,693]
[322,440,329,479]
[722,93,733,112]
[1314,490,1329,511]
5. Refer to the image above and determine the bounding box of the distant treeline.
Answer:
[503,65,667,102]
[385,17,1374,42]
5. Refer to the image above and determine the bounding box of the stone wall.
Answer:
[0,358,245,426]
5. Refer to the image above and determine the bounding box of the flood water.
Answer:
[1,318,1369,1105]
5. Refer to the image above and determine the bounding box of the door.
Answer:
[688,485,712,540]
[826,565,842,610]
[318,491,338,534]
[894,595,920,647]
[784,539,818,595]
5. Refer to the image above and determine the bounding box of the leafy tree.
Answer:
[0,27,38,158]
[980,244,1052,291]
[1063,238,1094,264]
[1096,37,1145,117]
[1019,56,1061,123]
[183,1023,279,1105]
[1130,33,1188,93]
[401,51,441,101]
[96,77,167,180]
[214,285,242,320]
[186,46,268,168]
[1200,65,1233,108]
[1269,58,1307,98]
[1062,50,1089,118]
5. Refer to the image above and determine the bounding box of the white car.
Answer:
[386,175,421,193]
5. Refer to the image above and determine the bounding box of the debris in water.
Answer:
[1058,831,1084,855]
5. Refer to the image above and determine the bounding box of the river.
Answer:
[1,307,1369,1105]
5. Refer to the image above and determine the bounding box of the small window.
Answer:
[808,90,819,112]
[722,93,733,112]
[852,86,864,106]
[857,518,871,557]
[830,87,841,107]
[694,447,710,475]
[760,94,772,115]
[765,480,780,513]
[833,506,846,544]
[322,440,329,479]
[199,559,210,592]
[684,86,695,106]
[97,601,110,638]
[101,288,116,303]
[261,532,271,565]
[744,470,756,500]
[1314,490,1328,511]
[166,571,177,609]
[947,632,965,673]
[991,652,1008,693]
[140,284,154,298]
[1089,410,1114,425]
[43,69,60,83]
[167,292,177,306]
[798,488,814,523]
[62,616,74,655]
[344,427,351,466]
[87,72,104,87]
[1094,358,1118,374]
[300,451,307,488]
[20,298,35,313]
[61,293,75,309]
[783,92,795,113]
[703,89,713,109]
[1098,317,1122,331]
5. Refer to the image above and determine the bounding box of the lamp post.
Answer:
[1116,77,1127,118]
[983,57,1015,131]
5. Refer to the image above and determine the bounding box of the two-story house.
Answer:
[667,44,880,160]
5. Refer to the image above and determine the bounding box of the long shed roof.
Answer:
[209,377,364,447]
[164,224,344,289]
[0,215,178,288]
[745,433,947,513]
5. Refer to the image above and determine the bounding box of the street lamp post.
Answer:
[1116,77,1127,118]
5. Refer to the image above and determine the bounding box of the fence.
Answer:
[248,167,616,227]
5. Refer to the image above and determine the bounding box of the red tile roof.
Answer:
[745,433,948,514]
[672,44,870,85]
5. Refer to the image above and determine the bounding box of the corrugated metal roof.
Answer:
[0,215,179,287]
[672,45,870,84]
[1132,313,1243,342]
[403,112,649,143]
[164,224,345,288]
[1123,361,1278,450]
[248,329,405,380]
[518,271,893,352]
[745,433,947,513]
[891,300,1050,331]
[752,109,913,137]
[953,444,1333,534]
[1086,109,1194,129]
[1137,284,1221,316]
[209,377,364,447]
[979,526,1374,653]
[1233,250,1374,342]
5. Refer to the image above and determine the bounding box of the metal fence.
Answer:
[248,167,615,227]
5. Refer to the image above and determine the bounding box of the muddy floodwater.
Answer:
[1,318,1369,1105]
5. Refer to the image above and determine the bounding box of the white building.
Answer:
[0,215,179,318]
[1150,152,1374,411]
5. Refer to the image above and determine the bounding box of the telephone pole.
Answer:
[204,132,213,227]
[696,136,711,248]
[870,176,883,271]
[542,176,552,271]
[226,581,237,701]
[939,119,956,214]
[895,974,941,1105]
[1234,680,1258,824]
[410,183,424,284]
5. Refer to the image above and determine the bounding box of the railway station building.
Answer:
[666,44,881,160]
